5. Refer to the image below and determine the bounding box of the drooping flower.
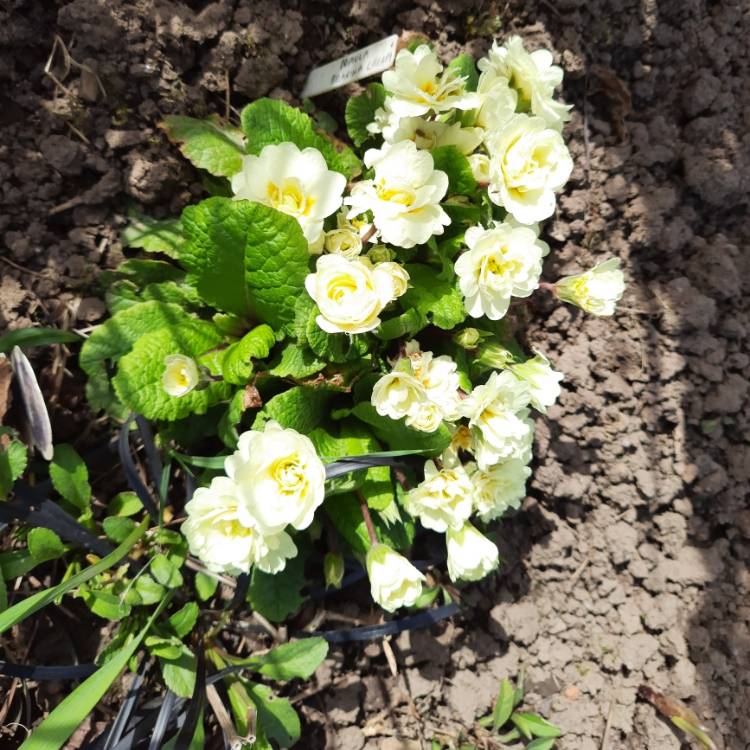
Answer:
[404,400,445,433]
[469,458,531,522]
[345,140,450,248]
[478,36,572,130]
[405,341,462,421]
[366,543,425,612]
[305,255,395,334]
[460,370,533,468]
[231,142,346,250]
[474,74,518,132]
[382,45,481,118]
[486,114,573,225]
[555,258,626,316]
[510,351,563,411]
[455,221,549,320]
[446,522,500,582]
[375,261,410,299]
[384,116,484,155]
[468,153,491,184]
[182,476,297,575]
[404,459,474,532]
[162,354,200,397]
[225,421,326,534]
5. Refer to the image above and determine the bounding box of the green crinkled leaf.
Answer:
[351,402,452,454]
[49,444,91,511]
[180,197,310,328]
[113,258,184,285]
[446,52,479,91]
[376,308,428,341]
[0,438,27,499]
[160,115,246,177]
[80,301,189,413]
[247,556,305,623]
[345,83,386,147]
[269,342,326,379]
[112,322,232,421]
[220,324,276,386]
[122,212,186,259]
[253,386,331,434]
[241,98,361,180]
[401,263,466,330]
[431,145,477,195]
[246,681,301,748]
[160,644,197,698]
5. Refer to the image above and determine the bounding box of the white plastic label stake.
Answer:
[301,35,399,98]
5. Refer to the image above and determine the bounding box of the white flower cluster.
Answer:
[182,421,326,576]
[372,341,461,432]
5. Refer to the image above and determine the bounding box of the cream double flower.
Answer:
[371,342,461,432]
[345,141,450,249]
[305,255,407,335]
[486,114,573,225]
[470,458,531,522]
[455,221,549,321]
[231,143,346,251]
[404,459,474,532]
[382,44,481,118]
[478,36,572,130]
[460,370,533,468]
[182,476,297,576]
[510,351,564,412]
[384,117,484,155]
[225,421,326,534]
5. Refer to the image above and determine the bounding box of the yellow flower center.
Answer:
[267,179,316,216]
[419,79,437,96]
[376,181,415,206]
[325,273,362,303]
[271,455,306,494]
[220,518,251,538]
[483,247,520,278]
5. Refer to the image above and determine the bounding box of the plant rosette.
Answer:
[82,36,625,617]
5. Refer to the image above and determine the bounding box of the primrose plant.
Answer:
[81,37,625,615]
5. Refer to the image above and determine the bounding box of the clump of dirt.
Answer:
[2,0,748,748]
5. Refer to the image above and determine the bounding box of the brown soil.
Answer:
[2,1,749,749]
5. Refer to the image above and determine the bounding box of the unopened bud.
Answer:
[324,552,345,590]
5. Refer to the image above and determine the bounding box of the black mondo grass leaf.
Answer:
[147,690,179,750]
[118,416,160,520]
[102,659,149,750]
[173,646,206,750]
[11,345,53,460]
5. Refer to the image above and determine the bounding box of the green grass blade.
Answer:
[492,678,516,732]
[0,327,81,354]
[0,519,148,635]
[19,593,172,750]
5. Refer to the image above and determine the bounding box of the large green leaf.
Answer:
[268,342,326,379]
[160,115,246,177]
[240,98,361,179]
[401,263,466,330]
[180,198,310,328]
[247,556,305,623]
[351,402,452,454]
[112,322,232,421]
[0,520,147,635]
[49,444,91,511]
[345,83,386,147]
[80,301,189,413]
[19,594,171,750]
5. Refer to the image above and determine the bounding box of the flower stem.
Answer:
[538,280,557,294]
[357,491,378,546]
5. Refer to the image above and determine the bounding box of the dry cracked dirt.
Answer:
[1,0,749,748]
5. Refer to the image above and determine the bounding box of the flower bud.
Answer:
[510,351,563,412]
[453,327,483,349]
[475,342,515,369]
[324,227,363,259]
[468,153,491,184]
[324,552,345,589]
[366,244,394,263]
